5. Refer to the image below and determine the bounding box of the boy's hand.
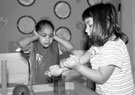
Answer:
[32,30,39,40]
[53,30,57,40]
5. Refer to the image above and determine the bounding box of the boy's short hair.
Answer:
[35,20,55,32]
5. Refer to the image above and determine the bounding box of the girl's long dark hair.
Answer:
[82,3,128,47]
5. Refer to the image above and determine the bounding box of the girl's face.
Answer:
[84,17,93,36]
[38,26,54,48]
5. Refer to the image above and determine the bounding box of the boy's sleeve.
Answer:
[17,42,33,54]
[58,44,66,55]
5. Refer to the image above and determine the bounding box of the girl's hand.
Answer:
[63,55,81,70]
[45,65,64,77]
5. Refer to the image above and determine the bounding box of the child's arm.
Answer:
[47,51,91,77]
[53,35,73,52]
[75,64,115,84]
[63,54,115,84]
[79,51,92,64]
[18,30,38,51]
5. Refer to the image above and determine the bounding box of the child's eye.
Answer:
[49,35,54,37]
[89,25,92,27]
[41,34,47,37]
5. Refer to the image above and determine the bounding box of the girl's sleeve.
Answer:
[99,44,123,69]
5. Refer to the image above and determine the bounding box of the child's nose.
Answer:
[85,29,88,34]
[46,35,50,40]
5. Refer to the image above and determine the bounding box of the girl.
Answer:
[48,3,135,95]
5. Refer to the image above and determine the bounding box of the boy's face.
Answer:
[38,26,54,48]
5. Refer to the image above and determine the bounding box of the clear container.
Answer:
[53,75,65,95]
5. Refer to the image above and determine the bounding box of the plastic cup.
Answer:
[53,75,65,95]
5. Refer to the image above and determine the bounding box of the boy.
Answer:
[18,19,73,85]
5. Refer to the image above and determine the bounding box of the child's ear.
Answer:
[53,30,56,35]
[33,29,39,37]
